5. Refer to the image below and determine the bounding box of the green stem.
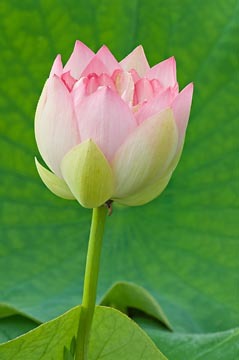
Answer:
[75,206,108,360]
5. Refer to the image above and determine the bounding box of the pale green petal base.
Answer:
[61,140,114,208]
[112,109,178,199]
[167,143,184,173]
[114,172,172,206]
[35,158,75,200]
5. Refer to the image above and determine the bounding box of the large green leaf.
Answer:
[0,0,238,357]
[0,315,37,343]
[0,306,166,360]
[155,328,239,360]
[100,281,172,330]
[136,316,239,360]
[1,314,238,360]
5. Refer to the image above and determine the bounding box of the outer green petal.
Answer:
[35,158,75,200]
[112,109,178,199]
[113,172,172,206]
[61,140,114,208]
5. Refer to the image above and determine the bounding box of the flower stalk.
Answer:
[75,205,108,360]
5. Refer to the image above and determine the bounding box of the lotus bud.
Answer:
[35,41,193,208]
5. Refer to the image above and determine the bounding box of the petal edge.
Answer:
[35,158,75,200]
[114,172,172,206]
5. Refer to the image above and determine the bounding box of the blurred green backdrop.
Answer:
[0,0,238,358]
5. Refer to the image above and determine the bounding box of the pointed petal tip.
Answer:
[181,82,194,98]
[171,81,194,146]
[170,56,176,67]
[55,54,62,61]
[135,44,145,51]
[96,45,120,73]
[74,39,93,52]
[75,39,81,46]
[189,82,194,90]
[187,82,194,97]
[134,45,148,58]
[50,54,63,77]
[81,55,108,76]
[120,45,150,77]
[98,44,108,51]
[159,55,176,67]
[74,39,89,49]
[96,44,115,57]
[146,56,177,87]
[35,157,75,200]
[64,40,95,78]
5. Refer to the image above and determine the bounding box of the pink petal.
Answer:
[81,56,108,77]
[72,77,88,107]
[120,45,150,77]
[76,87,137,161]
[113,70,134,105]
[85,73,116,95]
[98,73,116,91]
[61,71,77,91]
[85,74,100,95]
[35,76,80,177]
[96,45,121,74]
[150,79,164,94]
[50,54,63,77]
[146,57,177,88]
[135,88,175,125]
[134,78,154,105]
[171,82,194,146]
[64,40,95,79]
[129,69,140,83]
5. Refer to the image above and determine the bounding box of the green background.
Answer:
[0,0,238,358]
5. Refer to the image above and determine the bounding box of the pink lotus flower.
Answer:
[35,41,193,208]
